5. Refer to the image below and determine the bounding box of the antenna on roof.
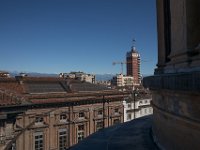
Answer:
[132,38,136,50]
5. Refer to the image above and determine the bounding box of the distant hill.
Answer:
[9,71,58,77]
[9,71,113,81]
[95,74,114,81]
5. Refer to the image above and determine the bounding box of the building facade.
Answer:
[59,72,95,84]
[0,71,10,78]
[123,91,152,122]
[12,102,123,150]
[0,76,126,150]
[111,74,134,87]
[126,47,141,85]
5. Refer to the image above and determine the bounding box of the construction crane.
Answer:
[112,61,126,74]
[112,59,151,75]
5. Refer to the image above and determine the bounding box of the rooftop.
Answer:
[71,115,158,150]
[0,76,126,107]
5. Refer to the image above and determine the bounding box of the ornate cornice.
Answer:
[143,71,200,92]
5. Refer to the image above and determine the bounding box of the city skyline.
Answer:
[0,0,157,75]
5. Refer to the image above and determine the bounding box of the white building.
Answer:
[59,72,95,84]
[123,91,153,122]
[111,74,134,87]
[0,71,10,78]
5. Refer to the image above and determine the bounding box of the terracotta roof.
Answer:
[70,82,108,92]
[24,82,67,94]
[0,78,24,94]
[0,77,126,106]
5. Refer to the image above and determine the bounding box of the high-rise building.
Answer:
[126,46,141,85]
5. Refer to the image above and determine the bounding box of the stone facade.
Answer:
[144,0,200,149]
[9,102,123,150]
[0,77,126,150]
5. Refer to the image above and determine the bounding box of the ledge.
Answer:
[143,71,200,92]
[71,115,158,150]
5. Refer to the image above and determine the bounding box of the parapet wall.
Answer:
[144,72,200,149]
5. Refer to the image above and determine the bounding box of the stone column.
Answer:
[185,0,200,69]
[166,0,188,72]
[156,0,167,74]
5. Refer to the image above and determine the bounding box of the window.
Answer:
[79,112,85,118]
[145,109,147,114]
[11,142,16,150]
[140,110,143,115]
[77,125,84,142]
[35,117,43,125]
[59,129,67,150]
[127,114,131,120]
[127,103,131,108]
[60,114,67,122]
[113,119,120,125]
[96,121,103,131]
[34,132,43,150]
[97,110,103,116]
[114,108,119,115]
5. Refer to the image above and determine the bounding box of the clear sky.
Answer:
[0,0,157,75]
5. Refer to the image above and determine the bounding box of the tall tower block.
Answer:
[126,46,141,85]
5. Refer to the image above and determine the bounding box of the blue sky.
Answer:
[0,0,157,75]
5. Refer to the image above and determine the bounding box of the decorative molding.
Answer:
[143,71,200,92]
